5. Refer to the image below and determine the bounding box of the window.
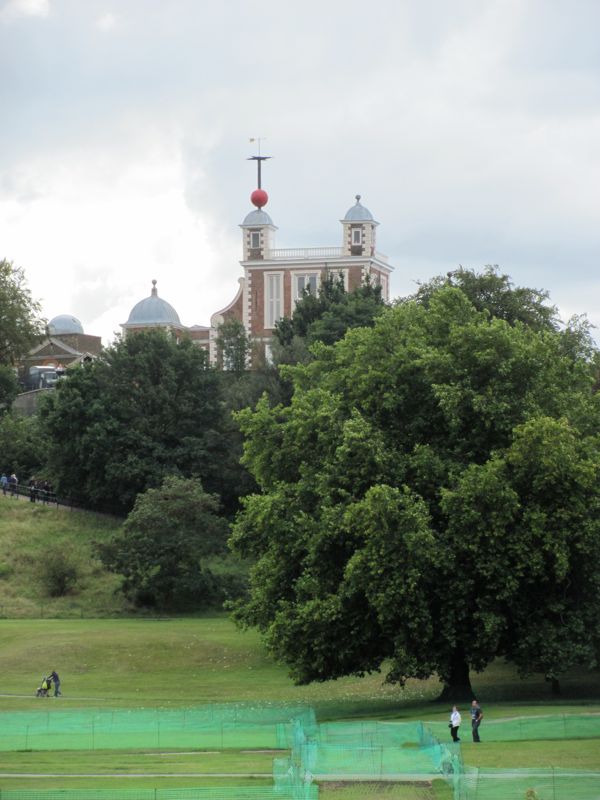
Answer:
[250,231,261,249]
[292,272,319,305]
[352,228,362,245]
[265,272,283,328]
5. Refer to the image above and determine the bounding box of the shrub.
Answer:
[39,552,79,597]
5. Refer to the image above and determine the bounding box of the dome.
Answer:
[241,208,274,226]
[48,314,84,335]
[343,194,376,222]
[125,281,181,326]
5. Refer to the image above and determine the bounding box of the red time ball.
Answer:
[250,189,268,208]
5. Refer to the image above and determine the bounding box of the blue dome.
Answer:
[48,315,84,335]
[343,194,375,222]
[126,281,181,325]
[241,208,274,226]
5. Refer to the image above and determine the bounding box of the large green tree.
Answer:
[230,284,600,698]
[97,476,230,609]
[40,330,235,514]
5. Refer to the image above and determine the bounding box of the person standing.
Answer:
[449,705,461,742]
[9,473,18,497]
[49,670,61,697]
[471,699,483,742]
[0,474,8,495]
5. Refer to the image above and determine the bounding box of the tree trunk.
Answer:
[437,646,474,702]
[545,675,561,695]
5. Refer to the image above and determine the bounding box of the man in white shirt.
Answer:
[450,705,461,742]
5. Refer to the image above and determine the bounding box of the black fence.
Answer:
[1,482,124,517]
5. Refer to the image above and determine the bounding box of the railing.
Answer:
[263,246,390,263]
[265,247,343,259]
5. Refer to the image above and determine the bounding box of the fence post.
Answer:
[553,765,557,800]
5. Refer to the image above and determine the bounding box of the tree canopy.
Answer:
[39,330,235,514]
[230,283,600,697]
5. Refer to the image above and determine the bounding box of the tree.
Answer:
[0,258,44,366]
[39,330,236,514]
[0,413,47,479]
[97,476,230,609]
[272,273,385,364]
[216,318,252,374]
[230,283,600,698]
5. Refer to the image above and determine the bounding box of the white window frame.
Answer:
[352,227,362,245]
[264,271,284,329]
[292,271,320,307]
[250,230,261,249]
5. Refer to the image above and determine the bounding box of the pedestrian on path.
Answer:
[449,705,461,742]
[471,699,483,742]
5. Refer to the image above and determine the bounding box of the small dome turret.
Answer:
[242,208,274,226]
[125,280,181,326]
[343,194,376,223]
[48,315,84,335]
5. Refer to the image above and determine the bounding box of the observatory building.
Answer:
[122,158,394,365]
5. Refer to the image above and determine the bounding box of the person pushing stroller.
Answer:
[49,670,61,696]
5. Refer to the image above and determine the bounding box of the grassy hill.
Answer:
[0,497,127,617]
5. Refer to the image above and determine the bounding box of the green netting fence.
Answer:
[1,704,599,799]
[0,704,317,752]
[455,766,600,800]
[426,713,600,742]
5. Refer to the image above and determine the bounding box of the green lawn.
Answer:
[2,617,600,716]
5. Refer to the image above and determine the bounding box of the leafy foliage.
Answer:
[409,265,559,332]
[231,280,600,696]
[97,476,231,609]
[0,412,48,479]
[39,330,235,514]
[39,551,79,597]
[0,258,44,366]
[216,318,252,374]
[272,273,385,364]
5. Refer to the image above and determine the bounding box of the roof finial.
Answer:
[151,279,157,296]
[355,194,361,203]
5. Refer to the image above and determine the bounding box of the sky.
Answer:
[1,0,599,344]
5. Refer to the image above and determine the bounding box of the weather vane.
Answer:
[248,137,271,189]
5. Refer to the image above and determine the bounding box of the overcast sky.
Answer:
[1,0,599,343]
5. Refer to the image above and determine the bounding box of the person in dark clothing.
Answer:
[471,699,483,742]
[49,670,61,697]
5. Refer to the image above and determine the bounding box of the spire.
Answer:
[151,279,157,296]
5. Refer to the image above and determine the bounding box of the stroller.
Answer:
[36,676,52,697]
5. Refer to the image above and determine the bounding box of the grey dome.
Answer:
[343,194,375,222]
[241,208,274,226]
[48,314,84,335]
[126,281,181,325]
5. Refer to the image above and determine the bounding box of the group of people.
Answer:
[449,699,483,743]
[0,473,55,502]
[0,473,19,496]
[27,477,54,502]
